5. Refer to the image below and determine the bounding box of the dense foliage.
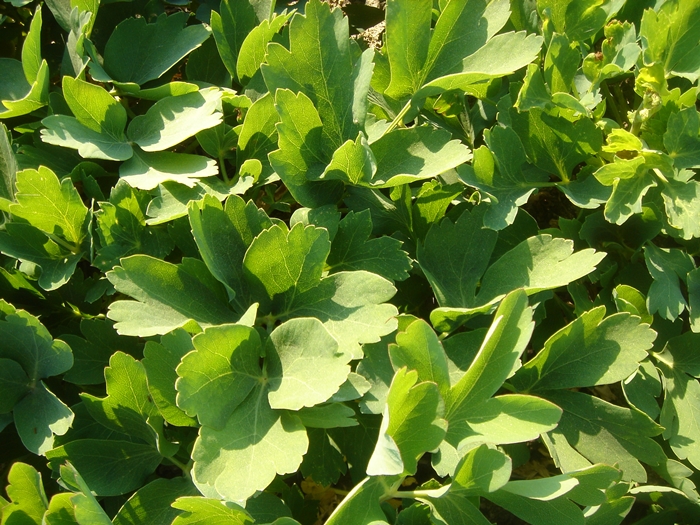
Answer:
[1,0,700,523]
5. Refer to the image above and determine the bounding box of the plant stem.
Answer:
[389,486,451,500]
[167,457,191,474]
[219,155,230,183]
[46,233,80,254]
[381,100,412,138]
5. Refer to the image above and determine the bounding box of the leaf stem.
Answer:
[166,456,192,474]
[219,155,230,183]
[46,233,80,254]
[388,486,451,500]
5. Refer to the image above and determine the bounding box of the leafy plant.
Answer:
[2,0,700,524]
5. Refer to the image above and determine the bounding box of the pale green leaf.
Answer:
[14,382,74,455]
[1,463,48,525]
[644,244,695,321]
[0,358,30,413]
[120,149,218,191]
[41,115,134,161]
[661,178,700,239]
[171,497,253,525]
[210,0,258,82]
[296,403,358,429]
[659,365,700,470]
[112,478,199,525]
[237,13,291,83]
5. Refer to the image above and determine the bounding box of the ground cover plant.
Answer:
[1,0,700,522]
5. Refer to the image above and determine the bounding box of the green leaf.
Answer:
[368,127,471,188]
[9,166,88,246]
[243,222,330,311]
[21,6,43,84]
[268,89,343,207]
[417,206,498,308]
[1,463,48,524]
[0,223,82,291]
[367,367,447,476]
[476,235,606,305]
[44,493,77,525]
[449,443,512,495]
[659,365,700,470]
[296,403,358,428]
[120,149,218,191]
[142,329,197,427]
[103,13,211,85]
[62,319,142,386]
[95,181,174,271]
[210,0,258,83]
[511,308,655,391]
[107,255,237,337]
[664,108,700,169]
[660,178,700,239]
[543,390,666,482]
[0,300,73,382]
[171,497,253,525]
[112,478,199,525]
[327,210,411,281]
[509,108,602,182]
[267,318,351,410]
[192,385,308,502]
[237,13,291,84]
[176,324,261,428]
[56,462,112,525]
[0,358,30,412]
[644,244,695,321]
[0,59,49,119]
[262,0,371,146]
[485,489,584,525]
[47,440,163,496]
[603,169,657,225]
[14,381,74,455]
[458,394,562,446]
[389,318,450,398]
[41,115,134,161]
[300,428,347,486]
[640,0,700,81]
[188,194,272,308]
[236,93,279,180]
[446,290,533,418]
[80,351,161,446]
[0,123,17,201]
[325,476,392,525]
[127,88,222,152]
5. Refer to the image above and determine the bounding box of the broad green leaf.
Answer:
[458,126,549,230]
[44,493,77,525]
[21,6,43,84]
[613,284,653,325]
[413,32,543,102]
[389,318,450,398]
[103,12,211,85]
[120,149,218,191]
[237,13,291,83]
[236,93,278,180]
[664,108,700,169]
[511,308,655,391]
[262,0,371,146]
[357,335,396,414]
[112,478,199,525]
[501,474,579,501]
[188,194,272,309]
[325,476,392,525]
[296,403,358,428]
[368,127,472,187]
[95,182,174,271]
[0,358,30,412]
[9,166,88,246]
[107,255,237,336]
[62,319,142,386]
[476,235,606,304]
[176,324,261,428]
[603,169,657,225]
[62,76,126,138]
[317,133,376,186]
[485,489,584,525]
[622,358,662,420]
[449,443,512,496]
[644,244,695,321]
[267,89,344,207]
[142,330,197,428]
[171,497,253,525]
[327,210,411,281]
[422,491,491,525]
[196,123,237,160]
[80,352,161,447]
[1,463,48,524]
[657,332,700,377]
[284,271,398,359]
[545,33,580,93]
[56,462,112,525]
[41,115,134,161]
[267,318,350,410]
[192,385,308,502]
[457,394,562,446]
[417,206,498,308]
[210,0,258,82]
[300,428,347,486]
[446,290,533,418]
[127,89,222,152]
[0,122,17,201]
[0,60,49,119]
[367,368,447,476]
[640,0,700,80]
[543,390,666,482]
[243,222,330,312]
[0,223,82,290]
[14,381,74,455]
[47,440,163,496]
[538,0,614,42]
[660,178,700,239]
[659,365,700,470]
[509,108,602,182]
[0,300,72,381]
